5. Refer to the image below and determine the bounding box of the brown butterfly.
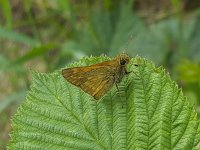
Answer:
[62,53,131,100]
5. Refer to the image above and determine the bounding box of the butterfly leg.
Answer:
[115,83,122,99]
[115,83,125,108]
[125,71,132,74]
[115,83,119,91]
[125,68,141,79]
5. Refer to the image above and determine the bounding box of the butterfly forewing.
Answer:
[62,65,115,100]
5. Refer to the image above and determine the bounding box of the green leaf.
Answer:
[0,55,11,71]
[66,3,144,56]
[10,43,56,66]
[0,27,40,46]
[176,60,200,83]
[109,5,144,55]
[0,90,26,113]
[8,56,200,150]
[0,0,13,28]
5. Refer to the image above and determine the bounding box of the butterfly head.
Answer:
[117,53,130,66]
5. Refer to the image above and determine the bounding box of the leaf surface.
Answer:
[9,56,200,150]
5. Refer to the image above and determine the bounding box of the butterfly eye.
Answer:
[120,59,126,65]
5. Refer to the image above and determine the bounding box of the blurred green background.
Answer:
[0,0,200,149]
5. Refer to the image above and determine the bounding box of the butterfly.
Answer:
[62,53,131,100]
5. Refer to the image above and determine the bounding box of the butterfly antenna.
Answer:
[119,34,134,54]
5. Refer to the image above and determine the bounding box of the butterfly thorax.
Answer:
[114,65,128,83]
[113,53,130,83]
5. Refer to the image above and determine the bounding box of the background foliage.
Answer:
[0,0,200,149]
